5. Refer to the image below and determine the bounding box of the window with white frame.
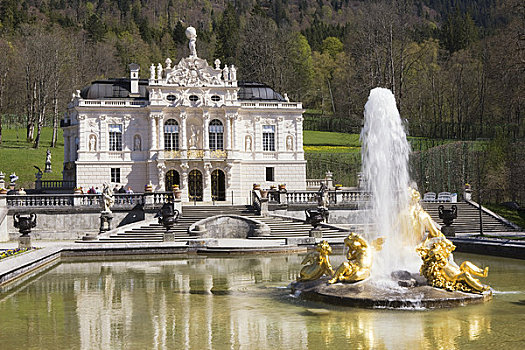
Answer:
[209,119,224,150]
[108,124,122,151]
[111,168,121,183]
[164,119,179,151]
[262,125,275,151]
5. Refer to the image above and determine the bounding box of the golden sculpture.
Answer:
[328,233,383,284]
[417,237,490,294]
[297,241,335,281]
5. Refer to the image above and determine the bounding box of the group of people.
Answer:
[82,185,134,194]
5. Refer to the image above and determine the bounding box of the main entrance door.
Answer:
[165,170,180,191]
[211,169,226,201]
[188,169,203,201]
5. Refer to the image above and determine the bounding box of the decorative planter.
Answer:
[0,188,7,194]
[144,182,153,192]
[253,184,261,190]
[174,189,182,199]
[278,184,286,191]
[74,188,82,194]
[260,190,268,198]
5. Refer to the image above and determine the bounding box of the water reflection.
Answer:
[0,254,523,349]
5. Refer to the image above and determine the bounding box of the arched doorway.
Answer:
[188,169,203,201]
[211,169,226,201]
[165,170,180,191]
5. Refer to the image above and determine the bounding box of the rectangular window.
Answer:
[262,125,275,151]
[266,167,274,182]
[111,168,121,183]
[109,124,122,151]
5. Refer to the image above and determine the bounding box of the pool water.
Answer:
[0,253,524,349]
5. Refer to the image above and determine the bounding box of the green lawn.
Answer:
[303,130,361,147]
[0,127,64,188]
[484,204,525,230]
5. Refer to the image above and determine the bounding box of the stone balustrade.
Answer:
[267,190,370,206]
[5,192,173,211]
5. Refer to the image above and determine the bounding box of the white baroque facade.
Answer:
[62,27,306,203]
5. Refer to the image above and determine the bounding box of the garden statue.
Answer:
[328,233,384,284]
[45,149,52,172]
[297,241,334,281]
[102,183,114,213]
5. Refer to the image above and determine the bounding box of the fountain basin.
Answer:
[291,278,492,309]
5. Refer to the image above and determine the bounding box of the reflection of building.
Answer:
[62,27,306,203]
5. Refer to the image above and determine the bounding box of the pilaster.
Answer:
[203,111,210,158]
[203,162,212,202]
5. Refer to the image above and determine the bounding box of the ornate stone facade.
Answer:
[62,27,306,203]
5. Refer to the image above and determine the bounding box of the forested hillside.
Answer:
[0,0,523,148]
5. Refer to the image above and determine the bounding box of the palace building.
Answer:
[62,27,306,203]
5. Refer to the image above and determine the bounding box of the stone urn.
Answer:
[253,184,261,191]
[260,189,268,199]
[157,203,180,231]
[0,188,7,194]
[13,213,37,237]
[172,185,181,199]
[278,184,286,191]
[144,182,154,192]
[438,205,457,237]
[438,205,457,226]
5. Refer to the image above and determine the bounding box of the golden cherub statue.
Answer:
[328,233,384,284]
[297,241,335,281]
[417,237,490,294]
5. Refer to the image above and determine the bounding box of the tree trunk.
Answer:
[52,80,59,147]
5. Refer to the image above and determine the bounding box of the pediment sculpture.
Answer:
[166,57,223,87]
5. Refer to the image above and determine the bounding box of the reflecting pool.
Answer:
[1,253,524,349]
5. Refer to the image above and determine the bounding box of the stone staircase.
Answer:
[422,201,518,234]
[84,205,348,243]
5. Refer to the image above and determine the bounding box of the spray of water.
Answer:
[360,88,419,278]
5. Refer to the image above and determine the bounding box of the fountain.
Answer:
[291,88,492,308]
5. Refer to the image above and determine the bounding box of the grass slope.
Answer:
[0,128,64,188]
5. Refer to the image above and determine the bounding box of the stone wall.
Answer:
[3,209,147,241]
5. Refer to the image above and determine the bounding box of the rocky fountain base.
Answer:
[291,274,492,309]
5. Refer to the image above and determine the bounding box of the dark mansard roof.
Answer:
[80,79,150,99]
[237,81,286,101]
[79,79,285,102]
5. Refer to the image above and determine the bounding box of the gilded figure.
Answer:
[417,237,490,294]
[328,233,383,284]
[297,241,334,281]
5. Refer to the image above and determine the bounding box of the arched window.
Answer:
[209,119,224,151]
[164,119,179,151]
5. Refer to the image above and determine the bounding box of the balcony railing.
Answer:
[266,190,370,206]
[164,149,228,160]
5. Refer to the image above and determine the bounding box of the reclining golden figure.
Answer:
[297,240,335,281]
[417,237,490,294]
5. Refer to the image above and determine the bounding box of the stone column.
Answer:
[158,115,165,159]
[99,115,107,161]
[203,162,212,202]
[203,111,210,158]
[295,116,304,160]
[225,114,232,150]
[123,115,131,161]
[180,111,188,158]
[180,162,189,201]
[276,117,284,154]
[149,114,157,157]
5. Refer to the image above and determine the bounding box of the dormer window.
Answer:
[211,95,221,102]
[189,95,199,102]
